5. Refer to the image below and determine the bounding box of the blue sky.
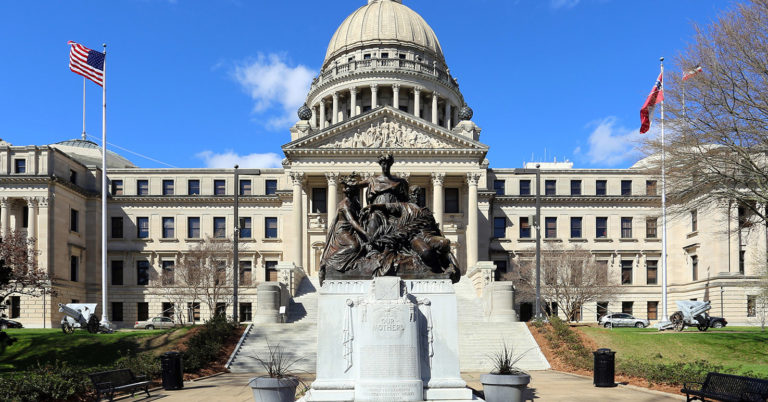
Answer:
[1,0,734,169]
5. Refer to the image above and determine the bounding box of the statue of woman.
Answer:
[319,175,368,284]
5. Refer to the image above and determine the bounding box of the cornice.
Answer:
[111,195,283,205]
[0,175,98,198]
[495,195,662,205]
[308,68,463,103]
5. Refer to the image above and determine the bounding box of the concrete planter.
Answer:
[248,376,299,402]
[480,373,530,402]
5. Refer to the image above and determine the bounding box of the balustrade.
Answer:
[311,58,458,92]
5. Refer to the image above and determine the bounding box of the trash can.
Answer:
[593,348,616,387]
[161,351,184,390]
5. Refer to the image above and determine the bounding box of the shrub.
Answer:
[617,358,725,386]
[181,315,237,373]
[0,360,93,402]
[543,316,592,370]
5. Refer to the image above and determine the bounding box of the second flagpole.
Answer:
[100,43,110,327]
[660,56,669,324]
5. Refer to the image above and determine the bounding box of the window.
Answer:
[161,217,174,239]
[14,159,26,173]
[596,261,608,283]
[621,217,633,238]
[545,302,558,317]
[137,261,150,285]
[545,217,557,238]
[240,180,252,196]
[110,217,123,238]
[188,217,200,238]
[596,217,608,238]
[111,260,123,286]
[215,260,227,285]
[363,53,371,60]
[137,180,149,196]
[187,302,201,322]
[519,180,531,196]
[445,188,459,213]
[137,302,149,321]
[240,303,253,322]
[739,250,745,274]
[519,217,531,238]
[493,217,506,238]
[493,180,505,195]
[266,261,278,281]
[621,260,633,284]
[8,296,20,318]
[621,180,632,196]
[596,180,607,196]
[748,296,757,317]
[162,302,174,319]
[265,217,278,238]
[646,260,658,285]
[240,261,253,286]
[188,179,200,195]
[216,302,227,317]
[622,301,633,315]
[265,179,277,195]
[111,180,123,196]
[312,188,327,213]
[570,217,582,239]
[70,209,79,232]
[239,217,252,238]
[162,260,174,285]
[691,255,698,281]
[646,218,657,238]
[570,180,582,196]
[214,180,226,195]
[647,301,658,320]
[70,255,78,282]
[597,301,609,321]
[214,217,226,238]
[22,206,28,228]
[112,302,123,322]
[137,217,149,239]
[545,180,556,195]
[69,170,78,184]
[162,180,174,195]
[493,260,508,281]
[399,53,406,60]
[690,209,698,232]
[646,180,657,196]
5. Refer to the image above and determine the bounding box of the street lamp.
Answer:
[535,163,542,320]
[233,165,240,324]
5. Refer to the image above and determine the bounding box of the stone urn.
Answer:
[480,373,531,402]
[248,376,299,402]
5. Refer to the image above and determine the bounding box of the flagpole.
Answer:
[100,43,110,328]
[660,56,669,324]
[82,78,87,140]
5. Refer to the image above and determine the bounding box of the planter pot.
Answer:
[248,376,299,402]
[480,373,531,402]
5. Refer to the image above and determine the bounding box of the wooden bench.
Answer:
[88,368,151,401]
[682,372,768,402]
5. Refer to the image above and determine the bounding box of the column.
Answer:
[371,84,378,109]
[290,172,305,268]
[392,84,400,110]
[414,87,422,118]
[0,197,9,238]
[332,92,339,125]
[26,197,38,247]
[432,92,439,125]
[326,173,338,228]
[311,107,317,129]
[432,173,445,230]
[350,87,357,117]
[466,173,480,268]
[444,102,452,129]
[319,100,326,129]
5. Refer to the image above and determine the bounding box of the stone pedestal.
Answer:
[305,277,476,402]
[253,282,281,323]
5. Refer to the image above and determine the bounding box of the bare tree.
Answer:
[512,244,619,322]
[0,231,53,305]
[642,0,768,224]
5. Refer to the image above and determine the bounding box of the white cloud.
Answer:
[196,150,283,169]
[580,117,649,167]
[551,0,580,9]
[232,53,315,130]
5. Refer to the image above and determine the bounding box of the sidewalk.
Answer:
[133,371,684,401]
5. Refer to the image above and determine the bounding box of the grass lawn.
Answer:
[0,327,191,372]
[580,326,768,377]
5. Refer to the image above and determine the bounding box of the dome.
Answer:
[51,139,136,169]
[324,0,444,67]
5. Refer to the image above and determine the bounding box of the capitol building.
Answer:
[1,0,765,330]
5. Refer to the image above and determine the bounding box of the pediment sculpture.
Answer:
[319,154,460,284]
[319,118,452,149]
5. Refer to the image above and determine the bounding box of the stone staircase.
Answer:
[228,275,549,373]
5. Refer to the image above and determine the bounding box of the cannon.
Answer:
[58,303,112,334]
[658,300,712,331]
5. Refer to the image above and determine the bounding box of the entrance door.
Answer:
[520,302,533,322]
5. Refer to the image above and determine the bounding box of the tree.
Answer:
[0,231,53,306]
[512,244,619,322]
[643,0,768,223]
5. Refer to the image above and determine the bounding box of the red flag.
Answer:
[683,65,703,81]
[640,72,664,134]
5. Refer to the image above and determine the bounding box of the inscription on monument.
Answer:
[359,345,418,377]
[375,309,405,333]
[357,384,420,400]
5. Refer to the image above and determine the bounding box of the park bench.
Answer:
[682,372,768,402]
[88,368,151,401]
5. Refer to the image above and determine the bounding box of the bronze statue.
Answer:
[320,155,460,284]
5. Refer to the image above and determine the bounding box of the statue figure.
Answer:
[319,174,367,285]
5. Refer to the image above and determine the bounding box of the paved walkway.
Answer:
[126,371,684,401]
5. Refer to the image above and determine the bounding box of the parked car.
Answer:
[599,313,650,328]
[134,316,176,330]
[708,316,728,329]
[0,317,23,330]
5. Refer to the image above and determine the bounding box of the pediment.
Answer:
[283,107,488,156]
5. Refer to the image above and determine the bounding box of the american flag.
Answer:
[68,41,104,86]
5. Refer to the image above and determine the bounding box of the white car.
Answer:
[134,316,176,330]
[599,313,650,328]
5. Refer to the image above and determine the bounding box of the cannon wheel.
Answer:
[86,315,100,334]
[61,322,75,334]
[670,311,685,331]
[696,316,710,332]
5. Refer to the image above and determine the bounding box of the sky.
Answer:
[0,0,737,170]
